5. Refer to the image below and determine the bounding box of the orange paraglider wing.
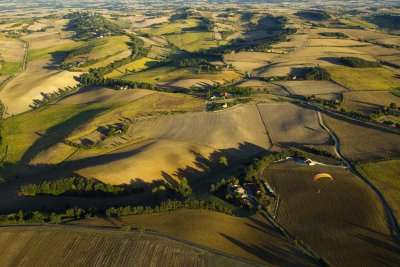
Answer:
[313,173,333,182]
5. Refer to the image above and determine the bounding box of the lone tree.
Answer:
[389,102,397,109]
[219,156,228,166]
[177,177,192,198]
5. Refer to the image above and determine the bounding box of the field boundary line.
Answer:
[255,104,273,150]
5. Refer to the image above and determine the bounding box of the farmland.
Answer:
[342,91,400,114]
[357,160,400,224]
[264,161,400,267]
[257,103,331,146]
[72,209,317,266]
[326,66,400,91]
[0,226,256,267]
[277,80,348,100]
[322,112,400,162]
[0,1,400,265]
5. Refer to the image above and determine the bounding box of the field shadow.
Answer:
[219,233,315,266]
[20,107,109,167]
[169,142,269,187]
[318,57,347,66]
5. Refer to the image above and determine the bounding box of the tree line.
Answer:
[19,176,142,197]
[0,199,234,226]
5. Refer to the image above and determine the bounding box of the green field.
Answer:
[63,36,131,66]
[0,61,22,75]
[357,160,400,223]
[0,103,117,178]
[122,66,193,84]
[339,18,377,29]
[326,66,400,90]
[105,57,157,78]
[166,32,223,52]
[28,42,84,61]
[141,19,201,35]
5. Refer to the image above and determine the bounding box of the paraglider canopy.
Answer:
[313,173,333,182]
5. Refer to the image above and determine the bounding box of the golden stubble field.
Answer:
[264,161,400,267]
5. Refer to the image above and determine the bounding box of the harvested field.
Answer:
[0,226,253,267]
[57,87,156,104]
[0,59,79,115]
[72,209,317,266]
[166,32,221,52]
[272,33,308,49]
[307,38,369,47]
[71,105,271,183]
[257,103,331,146]
[277,80,348,100]
[0,39,25,62]
[22,32,77,50]
[326,66,400,91]
[309,28,400,46]
[66,92,205,141]
[158,79,223,90]
[130,16,169,28]
[223,52,277,73]
[323,112,400,162]
[123,67,240,85]
[259,46,375,77]
[357,159,400,224]
[28,42,84,61]
[264,161,400,267]
[342,91,400,114]
[141,19,200,36]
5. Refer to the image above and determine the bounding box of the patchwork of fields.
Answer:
[0,4,400,266]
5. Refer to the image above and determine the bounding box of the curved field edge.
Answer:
[0,224,259,267]
[356,159,400,225]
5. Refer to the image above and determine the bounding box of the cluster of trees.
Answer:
[151,178,192,201]
[30,86,78,109]
[76,75,186,93]
[295,10,331,21]
[105,199,233,217]
[306,94,340,109]
[19,177,138,197]
[340,57,381,68]
[100,123,129,137]
[303,67,331,80]
[178,58,221,73]
[199,17,214,32]
[319,32,349,39]
[210,149,305,209]
[64,12,125,40]
[169,10,195,22]
[210,83,253,97]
